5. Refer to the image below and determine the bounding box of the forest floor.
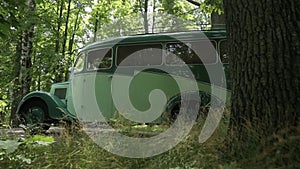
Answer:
[0,118,235,169]
[0,114,298,169]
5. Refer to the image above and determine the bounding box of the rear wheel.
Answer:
[170,98,210,123]
[170,101,203,122]
[170,104,180,122]
[18,100,50,131]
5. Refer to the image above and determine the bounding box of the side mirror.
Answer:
[68,67,75,72]
[69,67,74,80]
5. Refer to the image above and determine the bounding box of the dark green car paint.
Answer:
[16,90,76,122]
[16,30,230,125]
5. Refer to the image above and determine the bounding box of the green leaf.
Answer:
[25,135,55,143]
[0,140,22,153]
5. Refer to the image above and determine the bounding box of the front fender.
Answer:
[16,91,77,121]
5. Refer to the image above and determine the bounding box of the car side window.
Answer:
[87,48,112,70]
[220,40,229,63]
[74,53,85,73]
[166,41,217,65]
[117,44,162,66]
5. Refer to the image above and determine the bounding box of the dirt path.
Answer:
[0,125,159,139]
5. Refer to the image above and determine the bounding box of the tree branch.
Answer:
[185,0,201,6]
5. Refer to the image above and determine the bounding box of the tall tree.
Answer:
[10,37,22,125]
[61,0,71,59]
[92,0,99,42]
[55,0,64,54]
[1,0,22,124]
[140,0,149,33]
[65,5,82,81]
[61,0,72,81]
[223,0,300,154]
[10,0,36,124]
[53,0,65,82]
[20,0,36,96]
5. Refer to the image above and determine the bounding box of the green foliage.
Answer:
[0,29,17,123]
[223,122,300,169]
[183,0,224,14]
[0,0,24,38]
[1,113,298,168]
[25,135,55,146]
[0,135,55,168]
[0,140,22,153]
[26,135,54,143]
[0,118,231,168]
[1,0,93,121]
[0,0,214,125]
[202,0,223,14]
[88,0,212,41]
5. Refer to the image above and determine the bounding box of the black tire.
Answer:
[170,101,200,122]
[170,104,180,122]
[19,100,50,131]
[169,93,220,123]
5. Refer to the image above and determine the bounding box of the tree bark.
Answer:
[144,0,149,33]
[21,0,35,96]
[93,14,99,42]
[211,12,225,30]
[55,0,64,53]
[61,0,71,57]
[10,37,22,125]
[65,8,81,81]
[53,0,65,83]
[59,0,71,81]
[20,26,34,96]
[224,0,300,153]
[152,0,156,32]
[10,0,36,125]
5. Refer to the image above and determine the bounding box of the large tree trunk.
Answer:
[224,0,300,153]
[211,12,225,30]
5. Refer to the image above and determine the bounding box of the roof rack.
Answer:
[92,24,224,42]
[129,24,212,35]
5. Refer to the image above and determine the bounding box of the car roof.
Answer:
[80,30,226,52]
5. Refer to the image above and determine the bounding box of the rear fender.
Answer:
[165,90,230,113]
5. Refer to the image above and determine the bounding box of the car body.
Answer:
[15,30,230,128]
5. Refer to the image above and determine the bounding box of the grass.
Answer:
[0,110,299,169]
[0,112,232,169]
[232,126,300,169]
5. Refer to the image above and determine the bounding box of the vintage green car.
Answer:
[14,30,230,129]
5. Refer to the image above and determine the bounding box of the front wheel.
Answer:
[18,100,50,131]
